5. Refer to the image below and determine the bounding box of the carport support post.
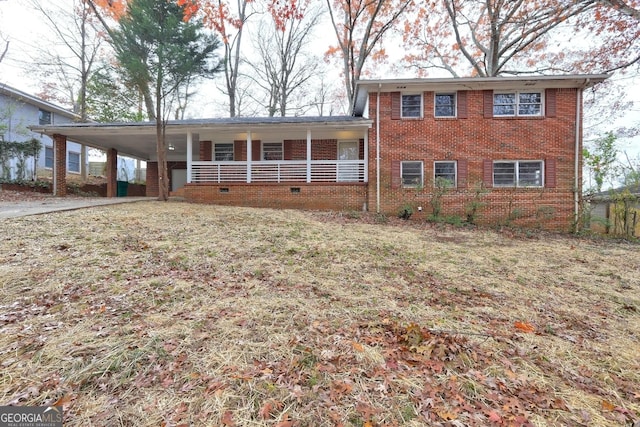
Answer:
[53,134,67,197]
[106,148,118,197]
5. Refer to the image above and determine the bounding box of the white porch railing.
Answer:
[191,160,366,183]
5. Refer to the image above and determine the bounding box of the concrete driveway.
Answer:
[0,197,154,219]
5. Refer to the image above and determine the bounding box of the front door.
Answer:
[337,141,359,182]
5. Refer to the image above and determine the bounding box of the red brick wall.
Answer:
[147,161,187,197]
[368,88,582,230]
[185,183,367,211]
[53,134,67,196]
[146,162,159,197]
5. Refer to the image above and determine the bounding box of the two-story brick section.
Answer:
[31,74,607,231]
[354,75,608,230]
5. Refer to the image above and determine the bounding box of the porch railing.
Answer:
[191,160,366,183]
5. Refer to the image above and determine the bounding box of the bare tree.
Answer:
[28,0,106,121]
[247,0,322,116]
[325,0,413,111]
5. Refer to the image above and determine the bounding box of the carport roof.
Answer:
[29,116,373,160]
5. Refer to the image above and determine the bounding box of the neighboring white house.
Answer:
[0,84,86,180]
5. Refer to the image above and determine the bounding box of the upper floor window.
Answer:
[434,161,457,187]
[214,143,234,161]
[494,160,543,187]
[401,161,423,187]
[39,109,52,125]
[68,151,81,173]
[45,146,53,168]
[435,93,456,117]
[402,94,422,118]
[493,92,542,117]
[262,142,283,160]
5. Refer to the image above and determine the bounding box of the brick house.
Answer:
[353,75,608,229]
[30,74,607,231]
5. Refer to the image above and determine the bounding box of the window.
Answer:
[401,161,423,187]
[214,143,234,161]
[39,109,52,125]
[493,160,543,187]
[262,142,283,160]
[68,152,80,173]
[435,93,456,117]
[434,161,456,187]
[402,94,422,118]
[45,146,53,168]
[493,92,542,116]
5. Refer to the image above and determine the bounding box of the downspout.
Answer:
[574,80,588,231]
[376,83,381,213]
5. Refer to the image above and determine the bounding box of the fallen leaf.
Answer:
[514,321,535,333]
[601,400,615,411]
[259,402,274,419]
[221,410,236,426]
[352,341,364,352]
[487,410,502,423]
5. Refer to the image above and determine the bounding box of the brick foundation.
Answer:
[185,183,368,211]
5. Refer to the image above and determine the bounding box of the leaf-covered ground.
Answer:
[0,201,638,426]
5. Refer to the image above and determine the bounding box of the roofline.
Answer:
[355,74,610,89]
[352,74,610,116]
[0,83,81,121]
[29,116,374,136]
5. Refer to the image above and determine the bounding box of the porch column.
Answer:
[186,131,193,183]
[106,148,118,198]
[363,130,369,182]
[246,131,252,183]
[306,129,311,183]
[53,134,67,197]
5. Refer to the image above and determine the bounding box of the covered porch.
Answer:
[30,116,373,210]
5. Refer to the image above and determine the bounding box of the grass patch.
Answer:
[0,202,638,426]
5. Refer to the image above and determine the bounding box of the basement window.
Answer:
[219,187,229,193]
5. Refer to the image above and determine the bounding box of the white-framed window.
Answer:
[68,151,81,173]
[493,160,543,187]
[262,142,283,160]
[434,161,456,187]
[435,93,456,117]
[45,146,53,169]
[401,161,423,187]
[214,143,234,161]
[401,94,422,118]
[493,92,542,117]
[39,109,52,125]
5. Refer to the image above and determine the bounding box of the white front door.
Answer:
[337,141,359,182]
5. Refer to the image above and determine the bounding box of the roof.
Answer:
[589,184,640,201]
[0,83,80,121]
[29,116,373,160]
[353,74,610,117]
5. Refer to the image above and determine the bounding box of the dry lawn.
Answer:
[0,201,638,426]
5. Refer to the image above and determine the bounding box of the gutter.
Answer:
[376,83,381,213]
[574,79,588,231]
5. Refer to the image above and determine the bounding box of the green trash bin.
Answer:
[116,180,129,197]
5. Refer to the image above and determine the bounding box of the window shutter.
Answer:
[234,141,242,160]
[545,89,557,118]
[545,158,557,188]
[483,90,493,118]
[457,91,468,119]
[457,159,468,188]
[483,159,493,187]
[252,140,260,161]
[391,92,401,120]
[391,160,401,189]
